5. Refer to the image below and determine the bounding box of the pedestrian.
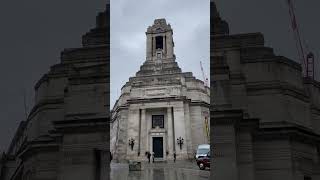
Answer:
[152,152,155,163]
[110,151,113,162]
[147,152,151,163]
[173,152,176,163]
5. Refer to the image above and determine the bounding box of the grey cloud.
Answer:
[111,0,210,108]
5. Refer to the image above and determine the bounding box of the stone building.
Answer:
[212,1,320,180]
[111,19,210,162]
[0,5,109,180]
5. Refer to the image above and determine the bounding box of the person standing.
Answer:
[152,152,155,163]
[147,152,151,163]
[173,152,176,163]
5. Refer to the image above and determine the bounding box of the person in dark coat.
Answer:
[173,152,176,162]
[147,152,151,163]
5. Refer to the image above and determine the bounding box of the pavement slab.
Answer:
[110,160,210,180]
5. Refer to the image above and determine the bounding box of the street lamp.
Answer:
[176,137,184,150]
[128,138,135,151]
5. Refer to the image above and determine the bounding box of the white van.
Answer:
[195,144,210,159]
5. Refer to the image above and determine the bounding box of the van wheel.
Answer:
[199,163,205,170]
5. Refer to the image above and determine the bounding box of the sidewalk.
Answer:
[110,160,210,180]
[111,159,209,171]
[141,160,200,170]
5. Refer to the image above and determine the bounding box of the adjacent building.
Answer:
[212,1,320,179]
[0,5,109,180]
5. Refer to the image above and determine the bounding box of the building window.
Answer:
[155,36,163,49]
[152,115,164,128]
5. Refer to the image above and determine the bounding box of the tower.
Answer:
[136,19,181,77]
[146,19,175,61]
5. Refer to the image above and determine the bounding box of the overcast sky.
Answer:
[215,0,320,80]
[110,0,210,108]
[0,0,105,152]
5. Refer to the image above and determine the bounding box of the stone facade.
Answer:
[211,1,320,180]
[0,4,109,180]
[111,19,210,162]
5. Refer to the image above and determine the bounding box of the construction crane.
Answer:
[200,61,209,87]
[286,0,315,79]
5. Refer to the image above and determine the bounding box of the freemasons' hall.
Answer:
[111,19,210,162]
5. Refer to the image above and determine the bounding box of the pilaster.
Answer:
[167,107,174,160]
[211,109,242,180]
[173,102,188,159]
[140,109,147,158]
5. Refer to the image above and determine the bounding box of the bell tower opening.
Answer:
[155,36,163,50]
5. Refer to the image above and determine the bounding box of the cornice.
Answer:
[246,81,309,102]
[126,96,188,104]
[254,125,320,145]
[213,33,265,50]
[53,117,109,133]
[28,98,64,121]
[190,101,210,108]
[18,138,59,161]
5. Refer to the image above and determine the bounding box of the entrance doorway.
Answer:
[152,137,163,158]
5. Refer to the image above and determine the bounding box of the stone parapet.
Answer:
[213,33,265,50]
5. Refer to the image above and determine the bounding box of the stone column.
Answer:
[211,110,242,180]
[152,36,156,58]
[140,109,147,160]
[146,34,152,60]
[164,35,167,57]
[167,107,173,160]
[127,108,139,160]
[146,110,151,152]
[166,31,173,59]
[237,130,255,180]
[99,149,110,180]
[183,103,193,159]
[173,103,188,159]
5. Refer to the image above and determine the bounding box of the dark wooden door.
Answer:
[152,137,163,158]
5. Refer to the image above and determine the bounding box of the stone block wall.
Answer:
[211,1,320,179]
